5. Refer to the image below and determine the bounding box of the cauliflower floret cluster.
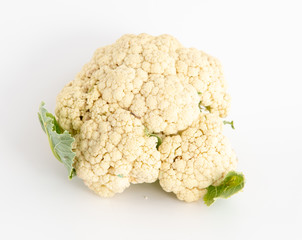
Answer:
[74,103,160,197]
[56,33,230,135]
[159,113,237,202]
[54,33,237,200]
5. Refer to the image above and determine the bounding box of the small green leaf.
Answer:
[223,120,235,129]
[38,102,76,179]
[144,127,162,149]
[149,133,162,149]
[117,174,123,178]
[203,171,245,206]
[198,101,211,113]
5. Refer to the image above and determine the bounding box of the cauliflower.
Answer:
[38,33,244,205]
[159,113,237,202]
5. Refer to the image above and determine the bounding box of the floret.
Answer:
[158,113,237,202]
[73,106,160,197]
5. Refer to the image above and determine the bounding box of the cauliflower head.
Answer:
[158,113,237,202]
[38,34,242,201]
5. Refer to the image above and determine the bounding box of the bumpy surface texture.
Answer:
[55,34,234,198]
[74,103,160,197]
[159,113,237,202]
[56,33,230,135]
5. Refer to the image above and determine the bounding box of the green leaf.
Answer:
[38,102,76,179]
[149,133,162,149]
[38,112,46,133]
[198,101,211,113]
[203,171,245,206]
[144,127,162,149]
[223,120,235,129]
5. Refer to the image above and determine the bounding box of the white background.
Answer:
[1,0,301,239]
